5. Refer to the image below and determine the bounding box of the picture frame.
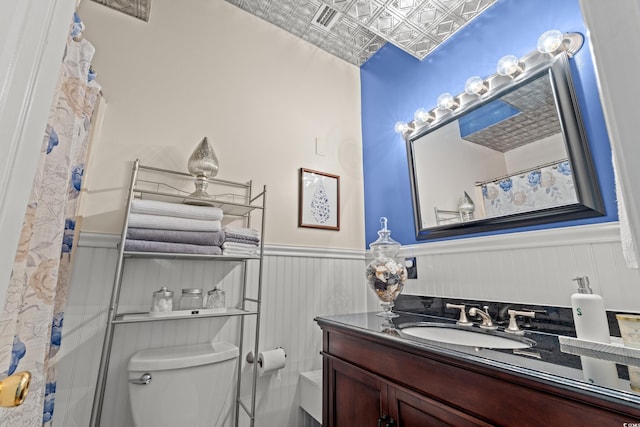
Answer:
[298,168,340,230]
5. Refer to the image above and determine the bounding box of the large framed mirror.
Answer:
[407,53,605,240]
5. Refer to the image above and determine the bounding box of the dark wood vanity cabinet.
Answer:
[329,356,488,426]
[319,320,640,427]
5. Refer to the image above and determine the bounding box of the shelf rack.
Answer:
[89,159,266,426]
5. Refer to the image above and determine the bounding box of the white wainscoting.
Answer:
[55,234,366,427]
[53,242,117,427]
[391,222,640,312]
[56,223,640,427]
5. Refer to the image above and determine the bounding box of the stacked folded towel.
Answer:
[222,227,260,256]
[125,199,224,254]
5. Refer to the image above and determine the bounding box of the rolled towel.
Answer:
[126,228,224,247]
[124,239,222,255]
[131,198,223,221]
[127,213,221,232]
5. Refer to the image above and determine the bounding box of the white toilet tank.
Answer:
[127,340,239,427]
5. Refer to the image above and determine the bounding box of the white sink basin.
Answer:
[399,323,535,350]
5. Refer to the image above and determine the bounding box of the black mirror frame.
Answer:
[407,53,605,241]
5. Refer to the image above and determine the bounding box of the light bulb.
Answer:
[537,29,564,54]
[464,76,487,95]
[496,55,524,77]
[437,93,458,110]
[414,108,434,124]
[394,121,409,134]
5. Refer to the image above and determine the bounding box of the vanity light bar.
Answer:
[436,93,459,111]
[394,30,584,137]
[394,121,413,134]
[496,55,525,78]
[414,108,434,124]
[464,76,487,96]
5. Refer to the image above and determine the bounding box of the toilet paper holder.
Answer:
[246,347,287,367]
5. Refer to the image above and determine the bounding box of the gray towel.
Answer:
[224,236,260,245]
[124,239,222,255]
[223,227,260,239]
[127,228,224,247]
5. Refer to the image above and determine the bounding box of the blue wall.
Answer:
[360,0,616,247]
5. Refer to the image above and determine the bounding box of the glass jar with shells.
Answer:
[365,217,407,318]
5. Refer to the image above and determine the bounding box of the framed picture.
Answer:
[299,168,340,230]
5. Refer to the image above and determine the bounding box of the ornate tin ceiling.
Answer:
[92,0,496,66]
[90,0,152,22]
[226,0,497,66]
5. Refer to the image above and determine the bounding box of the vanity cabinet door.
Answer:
[388,386,493,427]
[327,357,389,427]
[327,356,492,427]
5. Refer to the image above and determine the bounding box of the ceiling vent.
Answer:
[311,4,341,30]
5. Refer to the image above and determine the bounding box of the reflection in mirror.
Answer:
[415,71,573,228]
[407,53,605,240]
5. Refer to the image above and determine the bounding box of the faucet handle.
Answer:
[446,303,473,326]
[505,309,535,335]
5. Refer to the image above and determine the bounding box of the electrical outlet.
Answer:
[405,257,417,279]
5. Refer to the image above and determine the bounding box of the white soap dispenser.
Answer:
[571,276,619,388]
[571,276,610,343]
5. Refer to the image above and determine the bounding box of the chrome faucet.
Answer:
[468,306,498,330]
[445,303,473,326]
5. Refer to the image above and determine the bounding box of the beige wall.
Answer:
[77,0,364,249]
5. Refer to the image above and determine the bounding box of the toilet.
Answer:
[127,340,239,427]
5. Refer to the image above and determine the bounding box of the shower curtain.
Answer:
[0,13,101,426]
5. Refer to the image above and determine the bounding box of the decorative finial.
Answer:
[380,217,388,231]
[184,137,219,205]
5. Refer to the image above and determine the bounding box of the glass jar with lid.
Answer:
[179,288,203,310]
[365,217,407,318]
[206,286,226,311]
[150,286,174,313]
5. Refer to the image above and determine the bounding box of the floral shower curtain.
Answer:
[0,13,101,426]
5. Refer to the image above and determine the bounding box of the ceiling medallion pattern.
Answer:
[226,0,496,66]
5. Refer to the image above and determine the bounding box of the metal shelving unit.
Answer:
[90,159,266,427]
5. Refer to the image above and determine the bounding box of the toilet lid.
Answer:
[128,340,238,371]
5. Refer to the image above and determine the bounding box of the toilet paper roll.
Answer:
[257,348,286,376]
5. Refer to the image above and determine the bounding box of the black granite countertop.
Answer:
[315,295,640,409]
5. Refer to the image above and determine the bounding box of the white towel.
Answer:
[131,198,223,221]
[223,249,259,256]
[613,153,638,268]
[222,241,259,250]
[222,241,259,256]
[127,213,221,232]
